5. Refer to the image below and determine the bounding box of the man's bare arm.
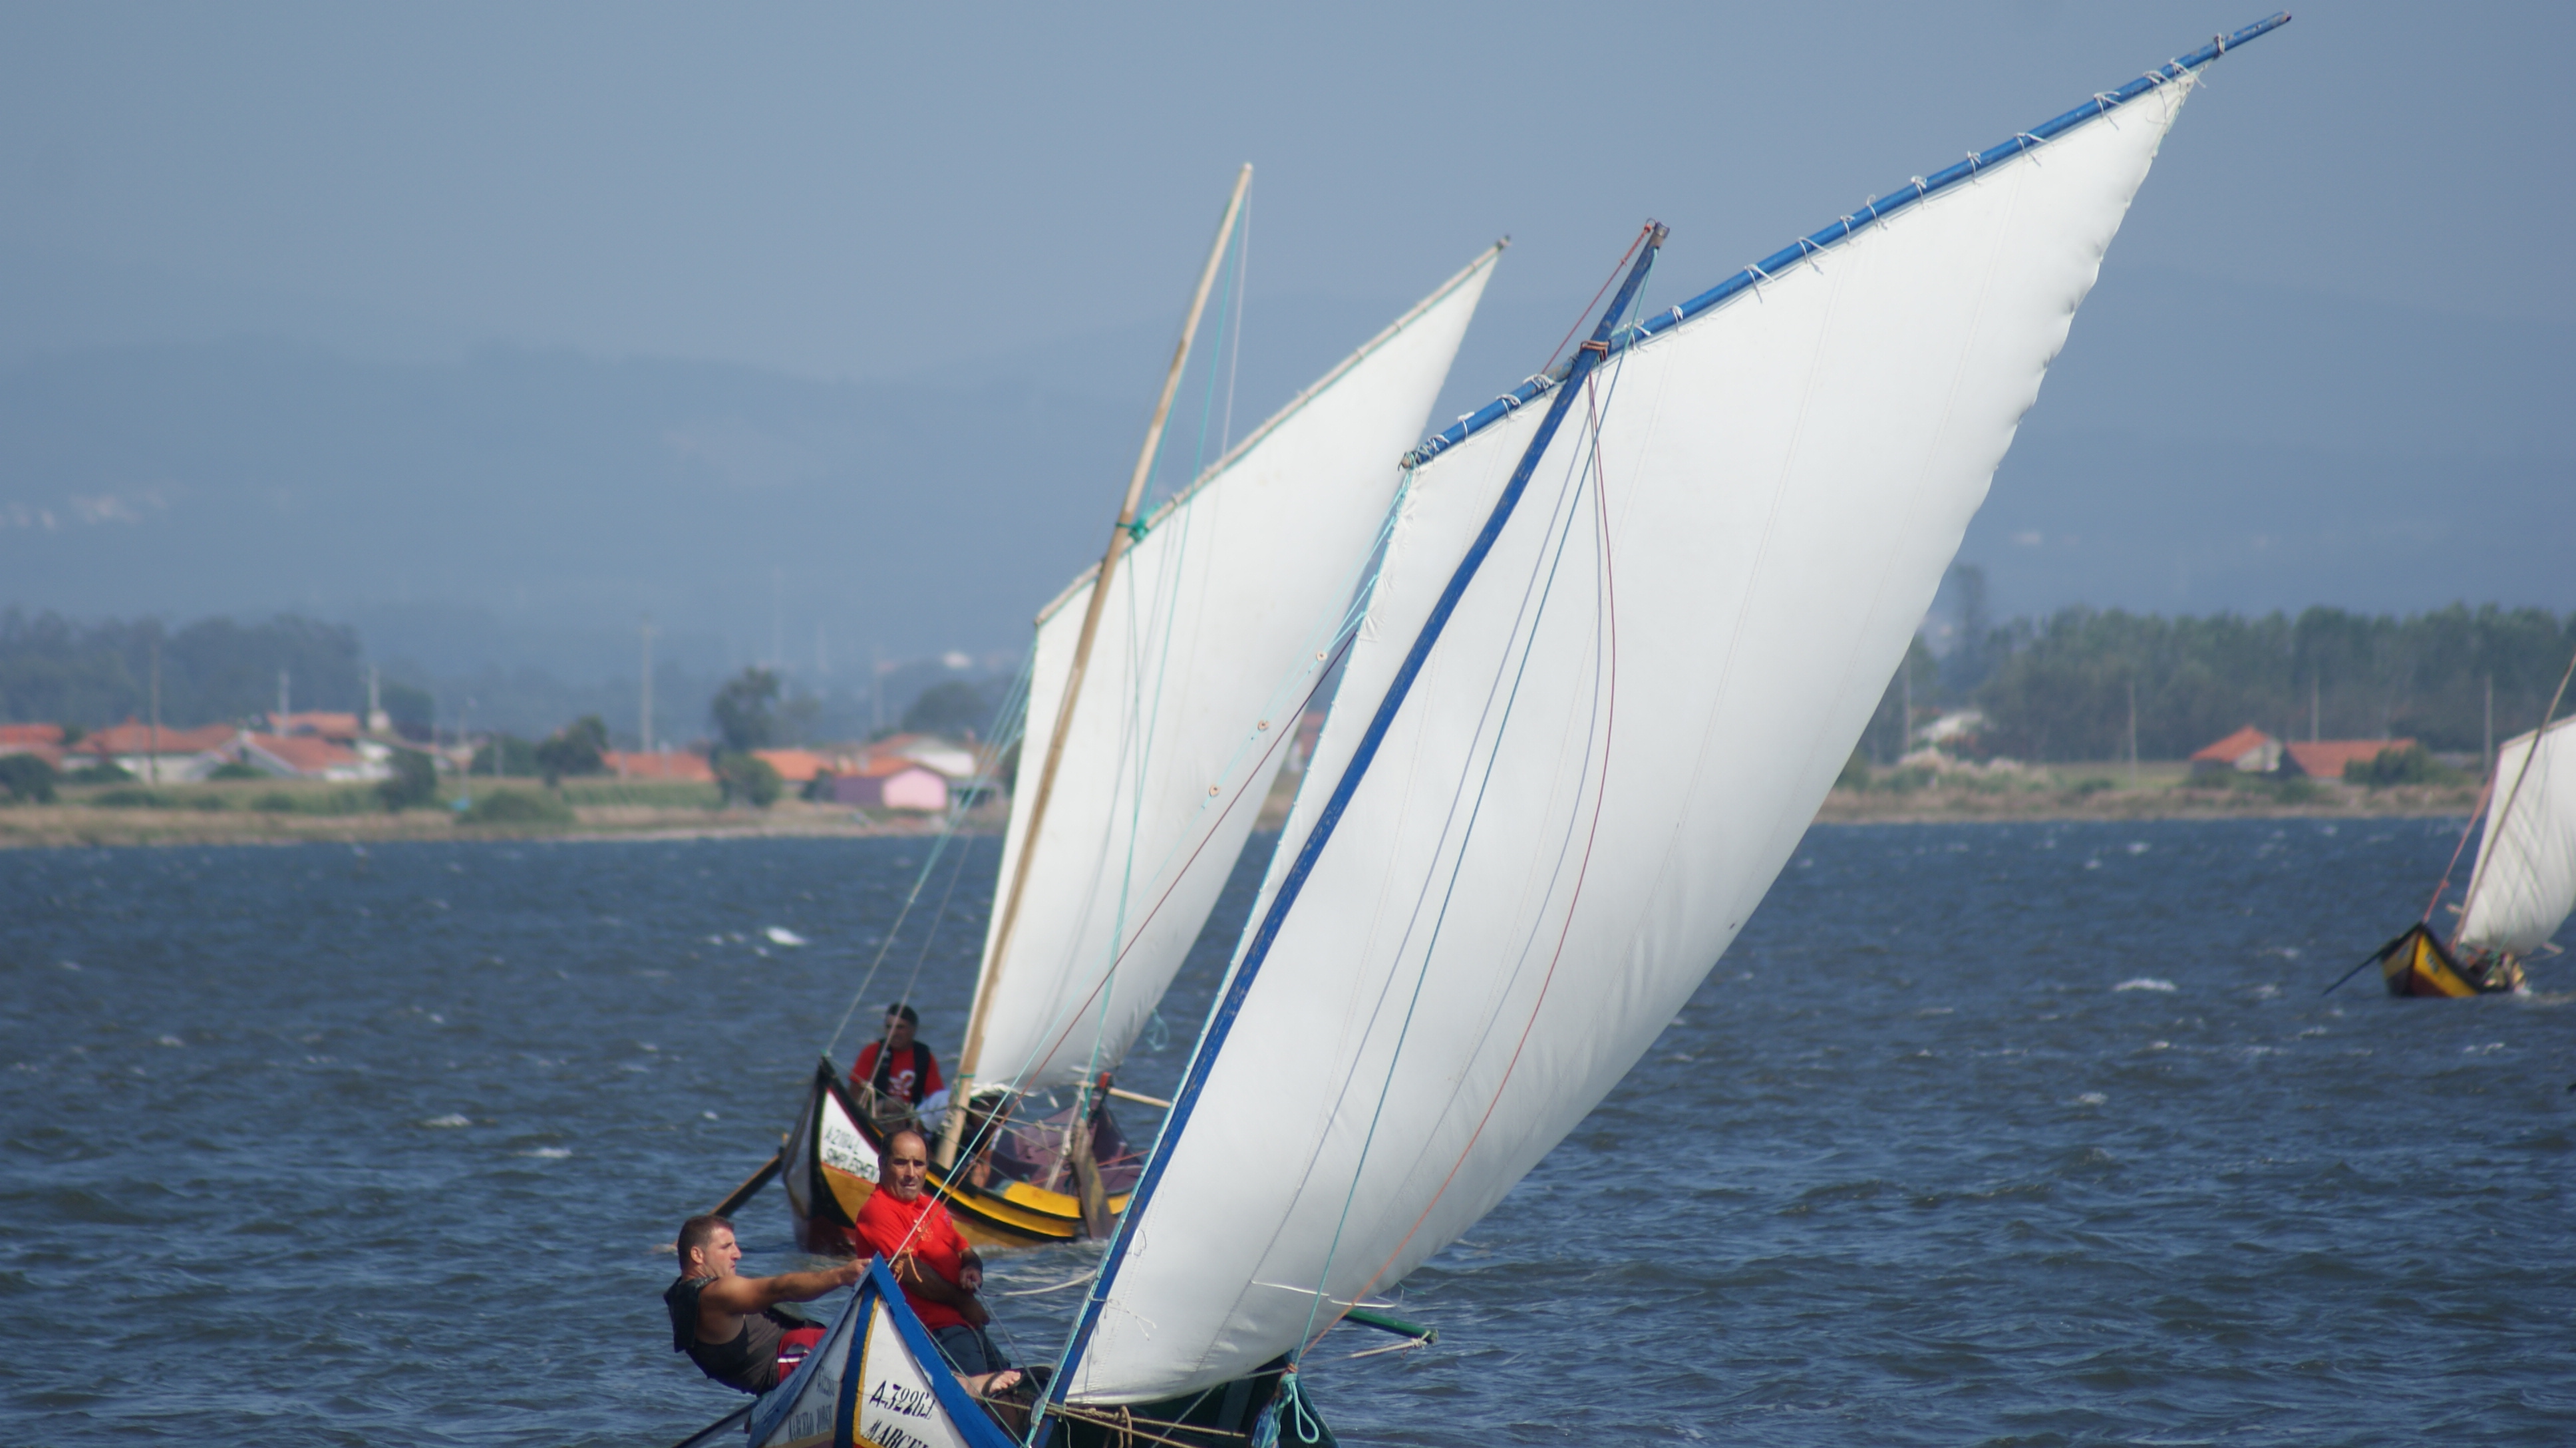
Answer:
[697,1260,864,1316]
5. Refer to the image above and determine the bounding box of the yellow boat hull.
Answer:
[780,1060,1125,1252]
[2374,924,2524,997]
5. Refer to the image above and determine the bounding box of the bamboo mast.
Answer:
[937,164,1252,1168]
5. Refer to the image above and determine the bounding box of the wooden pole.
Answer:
[940,164,1252,1169]
[148,637,161,785]
[640,618,657,763]
[2127,678,2138,787]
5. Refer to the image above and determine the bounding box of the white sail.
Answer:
[2458,716,2576,956]
[966,247,1502,1094]
[1071,77,2197,1402]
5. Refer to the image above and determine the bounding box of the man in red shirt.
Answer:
[850,1003,945,1121]
[852,1128,1017,1387]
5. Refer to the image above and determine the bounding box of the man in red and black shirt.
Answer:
[850,1003,944,1116]
[853,1128,1018,1387]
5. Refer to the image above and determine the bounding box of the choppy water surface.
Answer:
[3,819,2570,1445]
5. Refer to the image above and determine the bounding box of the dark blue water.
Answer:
[3,820,2569,1445]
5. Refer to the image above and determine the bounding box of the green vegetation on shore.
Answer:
[1868,584,2573,764]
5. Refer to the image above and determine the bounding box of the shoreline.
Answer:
[0,773,2480,848]
[0,793,959,850]
[1813,779,2477,825]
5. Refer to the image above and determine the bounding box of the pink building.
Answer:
[830,757,949,812]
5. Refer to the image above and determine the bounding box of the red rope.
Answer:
[1013,632,1358,1087]
[1539,230,1652,379]
[2422,773,2494,926]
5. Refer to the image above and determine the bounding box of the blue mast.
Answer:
[1041,226,1667,1417]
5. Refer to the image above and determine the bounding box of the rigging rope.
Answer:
[820,640,1037,1061]
[1333,362,1629,1324]
[873,192,1261,1287]
[1290,254,1655,1364]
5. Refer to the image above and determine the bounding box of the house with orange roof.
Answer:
[753,748,836,785]
[602,749,717,783]
[858,733,982,781]
[2283,738,2415,781]
[2188,725,2281,778]
[267,711,363,741]
[0,724,66,769]
[236,733,389,782]
[71,720,245,781]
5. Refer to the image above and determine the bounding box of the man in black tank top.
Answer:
[665,1214,861,1395]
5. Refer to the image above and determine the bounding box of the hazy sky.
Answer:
[3,1,2571,675]
[5,2,2567,379]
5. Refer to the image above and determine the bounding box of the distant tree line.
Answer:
[1871,575,2576,763]
[0,609,432,731]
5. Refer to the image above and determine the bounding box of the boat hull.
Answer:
[781,1061,1127,1252]
[2375,924,2525,997]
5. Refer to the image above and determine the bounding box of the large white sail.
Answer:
[965,246,1502,1095]
[2458,716,2576,956]
[1070,74,2198,1403]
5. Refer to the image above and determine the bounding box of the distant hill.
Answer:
[0,339,1140,669]
[1,261,2569,697]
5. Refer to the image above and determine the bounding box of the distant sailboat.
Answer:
[721,18,2292,1445]
[2349,651,2576,997]
[779,171,1502,1252]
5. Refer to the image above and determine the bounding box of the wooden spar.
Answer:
[937,163,1253,1169]
[709,1148,784,1218]
[2452,639,2576,952]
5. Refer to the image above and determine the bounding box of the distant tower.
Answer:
[367,665,390,735]
[277,668,290,722]
[771,566,785,671]
[640,618,658,757]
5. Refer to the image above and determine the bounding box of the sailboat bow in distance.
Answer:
[2347,670,2576,997]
